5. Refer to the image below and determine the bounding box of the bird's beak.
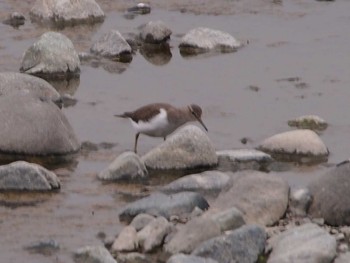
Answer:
[195,116,208,132]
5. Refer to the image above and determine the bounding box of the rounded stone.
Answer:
[140,20,172,44]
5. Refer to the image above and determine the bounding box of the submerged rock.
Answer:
[268,223,336,263]
[30,0,105,26]
[20,32,80,80]
[308,162,350,226]
[258,129,329,163]
[179,27,242,56]
[142,125,218,170]
[0,161,60,191]
[2,12,25,27]
[74,246,117,263]
[119,191,209,223]
[127,3,151,15]
[98,151,148,182]
[288,115,328,131]
[90,30,133,63]
[24,239,60,255]
[140,20,172,44]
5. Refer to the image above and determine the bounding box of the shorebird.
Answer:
[115,103,208,153]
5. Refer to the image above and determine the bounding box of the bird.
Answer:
[115,103,208,153]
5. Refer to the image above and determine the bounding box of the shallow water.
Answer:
[1,0,350,262]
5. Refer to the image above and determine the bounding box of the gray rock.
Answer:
[192,225,266,263]
[30,0,105,26]
[90,30,132,63]
[119,192,209,223]
[0,161,60,191]
[165,217,221,254]
[137,216,172,252]
[161,170,231,195]
[288,115,328,131]
[258,129,329,163]
[308,162,350,226]
[179,27,242,55]
[289,187,312,217]
[98,152,148,182]
[209,207,245,232]
[20,32,80,79]
[216,149,273,172]
[142,125,218,170]
[130,213,155,231]
[268,223,336,263]
[74,246,117,263]
[0,72,61,106]
[117,252,151,263]
[0,94,80,156]
[213,171,289,226]
[167,254,219,263]
[3,12,25,27]
[111,226,138,252]
[127,3,151,15]
[140,20,172,44]
[24,239,59,255]
[334,252,350,263]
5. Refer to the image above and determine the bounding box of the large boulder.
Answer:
[142,125,218,170]
[30,0,105,26]
[308,161,350,226]
[212,171,289,226]
[0,161,60,191]
[20,32,80,80]
[0,94,80,156]
[268,223,336,263]
[258,129,329,163]
[0,72,61,106]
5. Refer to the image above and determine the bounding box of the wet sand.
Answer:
[1,0,350,262]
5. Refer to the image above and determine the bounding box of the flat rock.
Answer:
[142,125,218,170]
[0,72,61,106]
[90,30,132,63]
[179,27,242,55]
[167,254,219,263]
[20,31,80,79]
[268,223,336,263]
[74,246,117,263]
[192,224,266,263]
[160,170,231,195]
[258,129,329,163]
[308,161,350,226]
[30,0,105,26]
[98,151,148,182]
[0,94,80,156]
[288,115,328,131]
[212,171,289,226]
[119,191,209,223]
[216,149,273,172]
[140,20,172,44]
[111,225,138,252]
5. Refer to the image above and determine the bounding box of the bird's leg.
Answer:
[134,133,140,153]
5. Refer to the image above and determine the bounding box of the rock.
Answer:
[142,125,218,170]
[334,252,350,263]
[98,152,148,182]
[90,30,133,63]
[288,115,328,131]
[213,171,289,226]
[179,27,242,56]
[2,12,25,27]
[24,239,59,255]
[140,20,172,44]
[30,0,105,26]
[0,94,80,156]
[167,254,219,263]
[0,72,61,107]
[0,161,60,191]
[20,32,80,80]
[117,252,151,263]
[165,217,221,254]
[127,3,151,15]
[308,162,350,226]
[268,223,336,263]
[161,170,231,195]
[289,187,312,217]
[137,216,172,252]
[216,149,273,172]
[258,129,329,163]
[111,226,138,252]
[192,225,266,263]
[130,213,155,231]
[209,207,245,232]
[119,192,209,223]
[74,246,117,263]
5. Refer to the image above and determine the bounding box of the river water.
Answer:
[0,0,350,262]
